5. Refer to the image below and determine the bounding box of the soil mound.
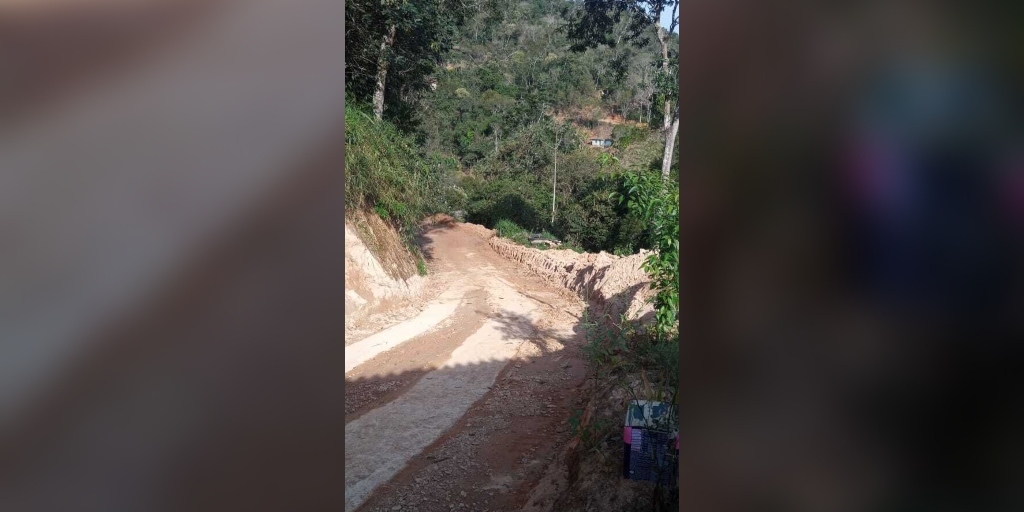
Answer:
[487,236,654,324]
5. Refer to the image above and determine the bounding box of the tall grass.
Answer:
[345,105,464,232]
[494,219,529,244]
[346,104,457,267]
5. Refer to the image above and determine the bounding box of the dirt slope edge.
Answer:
[486,234,669,512]
[487,237,655,325]
[345,211,424,327]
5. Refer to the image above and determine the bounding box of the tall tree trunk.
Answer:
[661,115,679,181]
[655,4,678,175]
[372,24,397,120]
[656,26,672,130]
[551,139,558,225]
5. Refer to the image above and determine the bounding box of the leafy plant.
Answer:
[494,218,530,245]
[346,104,457,258]
[612,170,679,341]
[494,218,522,238]
[568,408,611,453]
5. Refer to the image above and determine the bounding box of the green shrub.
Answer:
[612,170,679,341]
[562,236,586,253]
[494,218,522,238]
[495,218,530,244]
[580,311,632,370]
[464,176,549,231]
[346,105,454,234]
[612,124,649,150]
[612,244,634,256]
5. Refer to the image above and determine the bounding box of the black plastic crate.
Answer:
[622,400,678,484]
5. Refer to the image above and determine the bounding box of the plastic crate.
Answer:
[622,400,678,484]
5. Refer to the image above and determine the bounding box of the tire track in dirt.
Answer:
[345,287,490,424]
[345,284,467,370]
[345,276,544,511]
[345,222,590,512]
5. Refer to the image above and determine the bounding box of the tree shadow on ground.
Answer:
[490,309,576,359]
[413,219,458,262]
[342,272,673,511]
[546,280,677,512]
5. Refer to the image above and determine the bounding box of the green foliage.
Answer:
[612,124,648,149]
[464,176,549,231]
[349,0,677,259]
[460,139,650,254]
[563,0,678,51]
[581,310,634,371]
[568,407,612,453]
[612,244,634,256]
[564,0,678,127]
[563,241,586,253]
[494,218,528,241]
[416,256,428,276]
[346,104,454,240]
[556,188,615,251]
[615,128,666,172]
[417,1,669,163]
[346,0,471,130]
[612,170,679,340]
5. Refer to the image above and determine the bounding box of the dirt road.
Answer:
[345,221,591,512]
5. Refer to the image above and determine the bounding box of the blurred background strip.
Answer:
[0,0,345,510]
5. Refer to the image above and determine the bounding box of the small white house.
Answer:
[587,123,614,148]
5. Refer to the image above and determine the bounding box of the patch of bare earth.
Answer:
[355,309,589,512]
[345,288,489,422]
[345,209,432,337]
[346,224,666,512]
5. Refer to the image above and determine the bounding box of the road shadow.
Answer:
[413,218,458,262]
[344,326,585,512]
[343,271,671,511]
[346,303,582,424]
[490,309,568,358]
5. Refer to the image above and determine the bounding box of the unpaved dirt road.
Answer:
[345,221,590,512]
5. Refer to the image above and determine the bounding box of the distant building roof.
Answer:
[588,122,614,140]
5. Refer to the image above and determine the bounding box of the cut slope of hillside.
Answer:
[487,236,655,325]
[344,210,425,329]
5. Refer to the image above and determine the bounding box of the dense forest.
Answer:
[346,0,679,256]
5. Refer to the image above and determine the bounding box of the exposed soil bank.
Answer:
[344,211,425,329]
[487,237,655,325]
[486,233,677,512]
